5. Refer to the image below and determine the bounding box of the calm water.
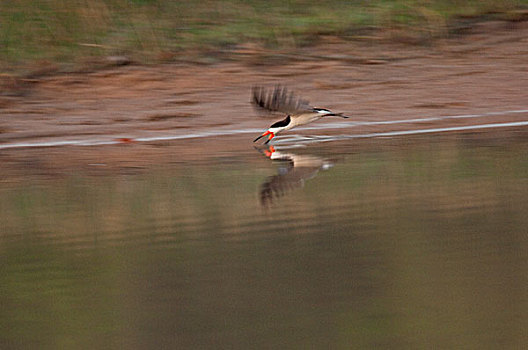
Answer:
[1,133,528,349]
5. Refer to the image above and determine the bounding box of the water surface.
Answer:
[1,133,528,349]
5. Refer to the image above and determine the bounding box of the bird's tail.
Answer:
[327,113,349,118]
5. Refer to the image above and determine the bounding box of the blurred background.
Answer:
[1,0,527,71]
[2,1,528,349]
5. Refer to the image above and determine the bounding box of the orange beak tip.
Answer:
[264,132,275,144]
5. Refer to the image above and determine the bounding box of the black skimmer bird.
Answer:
[252,86,349,144]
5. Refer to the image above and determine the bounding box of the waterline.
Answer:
[1,109,527,150]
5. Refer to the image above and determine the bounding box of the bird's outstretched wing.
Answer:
[252,85,312,115]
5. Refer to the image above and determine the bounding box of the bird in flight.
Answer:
[252,85,349,144]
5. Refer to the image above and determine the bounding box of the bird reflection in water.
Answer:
[257,146,334,207]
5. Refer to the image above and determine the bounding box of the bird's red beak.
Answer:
[253,131,275,144]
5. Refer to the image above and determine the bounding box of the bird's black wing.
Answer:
[252,85,312,115]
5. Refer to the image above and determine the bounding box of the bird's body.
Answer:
[252,86,348,144]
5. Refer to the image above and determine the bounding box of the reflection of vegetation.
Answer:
[1,138,528,347]
[0,246,125,348]
[1,0,527,68]
[1,138,527,247]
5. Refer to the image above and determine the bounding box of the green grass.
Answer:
[1,0,527,70]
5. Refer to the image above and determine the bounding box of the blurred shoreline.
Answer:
[0,20,527,177]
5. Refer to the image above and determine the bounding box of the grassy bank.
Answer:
[1,0,527,70]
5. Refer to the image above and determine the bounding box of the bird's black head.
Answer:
[270,115,291,128]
